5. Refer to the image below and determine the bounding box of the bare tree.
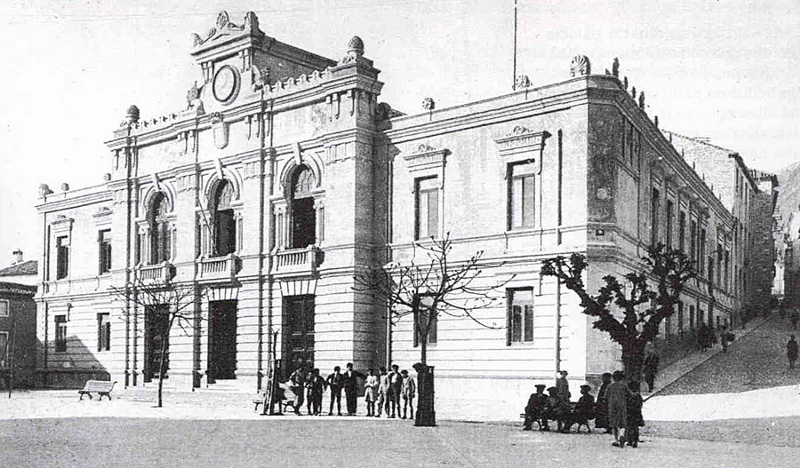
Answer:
[540,243,695,380]
[111,276,200,408]
[354,233,511,426]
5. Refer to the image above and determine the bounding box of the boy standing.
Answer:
[401,370,416,420]
[388,364,403,418]
[364,369,379,417]
[626,381,645,448]
[326,366,344,416]
[376,366,390,417]
[306,369,327,415]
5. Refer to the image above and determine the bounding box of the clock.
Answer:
[212,65,239,103]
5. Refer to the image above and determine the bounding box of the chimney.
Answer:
[12,249,23,265]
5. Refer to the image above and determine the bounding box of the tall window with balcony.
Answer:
[415,177,439,240]
[509,162,535,230]
[690,220,697,263]
[98,229,112,274]
[212,180,237,256]
[149,193,171,264]
[679,211,686,252]
[665,200,674,248]
[290,167,316,249]
[56,236,69,280]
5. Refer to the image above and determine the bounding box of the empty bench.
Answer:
[78,380,117,401]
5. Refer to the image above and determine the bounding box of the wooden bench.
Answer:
[253,383,298,414]
[78,380,116,401]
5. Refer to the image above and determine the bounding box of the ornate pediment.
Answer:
[403,144,447,173]
[494,126,551,178]
[192,11,263,48]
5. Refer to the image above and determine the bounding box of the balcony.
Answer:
[137,262,175,285]
[198,254,240,282]
[271,246,323,276]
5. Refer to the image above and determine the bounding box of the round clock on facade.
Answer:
[212,65,239,103]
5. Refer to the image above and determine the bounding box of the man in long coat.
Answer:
[788,335,798,369]
[342,362,365,416]
[606,371,629,448]
[594,372,612,433]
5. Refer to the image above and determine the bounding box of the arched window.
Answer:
[290,166,316,248]
[213,180,237,256]
[148,193,171,264]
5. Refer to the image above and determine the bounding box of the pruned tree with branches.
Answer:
[540,243,695,380]
[111,276,200,408]
[354,232,512,426]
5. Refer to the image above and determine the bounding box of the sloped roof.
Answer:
[0,260,38,277]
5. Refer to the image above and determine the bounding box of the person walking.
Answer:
[342,363,365,416]
[642,352,659,393]
[791,312,799,332]
[788,335,799,369]
[326,366,344,416]
[594,372,612,434]
[606,371,629,448]
[364,369,379,417]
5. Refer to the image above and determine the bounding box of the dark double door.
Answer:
[144,305,170,382]
[209,300,237,381]
[283,296,315,378]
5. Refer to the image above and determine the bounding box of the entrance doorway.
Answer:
[144,304,170,382]
[283,295,315,378]
[209,300,237,381]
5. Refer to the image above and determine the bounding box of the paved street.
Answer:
[2,416,799,468]
[659,315,800,396]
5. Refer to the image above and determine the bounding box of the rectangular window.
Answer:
[689,305,695,330]
[651,188,660,246]
[0,299,9,317]
[507,288,534,345]
[677,302,684,337]
[678,212,686,252]
[699,229,707,275]
[415,177,439,240]
[99,230,112,274]
[55,315,67,353]
[717,243,723,285]
[509,162,535,229]
[97,313,111,352]
[0,332,8,367]
[666,200,674,248]
[56,236,69,280]
[690,220,697,262]
[414,295,437,346]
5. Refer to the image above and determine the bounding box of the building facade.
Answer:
[35,11,760,416]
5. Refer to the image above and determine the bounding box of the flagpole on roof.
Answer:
[512,0,518,90]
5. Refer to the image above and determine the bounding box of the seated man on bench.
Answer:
[522,384,547,431]
[542,386,571,432]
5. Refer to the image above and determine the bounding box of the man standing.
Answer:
[376,366,390,417]
[326,366,344,416]
[342,362,365,416]
[555,370,570,404]
[791,312,799,332]
[387,364,403,418]
[643,352,660,393]
[288,363,307,415]
[306,368,327,415]
[788,335,799,369]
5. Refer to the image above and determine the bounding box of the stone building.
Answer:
[34,11,761,415]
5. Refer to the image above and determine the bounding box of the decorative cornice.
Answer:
[403,144,447,172]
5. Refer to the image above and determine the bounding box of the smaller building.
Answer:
[0,281,37,388]
[0,250,38,286]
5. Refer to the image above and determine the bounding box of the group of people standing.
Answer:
[522,370,645,449]
[287,363,416,418]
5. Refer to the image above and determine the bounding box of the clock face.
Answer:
[213,65,239,103]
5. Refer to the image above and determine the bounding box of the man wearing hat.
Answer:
[556,370,571,404]
[544,386,570,432]
[522,384,547,431]
[572,384,596,432]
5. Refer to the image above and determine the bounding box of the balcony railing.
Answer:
[198,253,240,281]
[272,246,322,276]
[137,262,175,284]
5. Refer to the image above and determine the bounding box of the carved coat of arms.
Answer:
[211,112,229,149]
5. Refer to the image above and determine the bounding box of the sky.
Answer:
[1,0,799,266]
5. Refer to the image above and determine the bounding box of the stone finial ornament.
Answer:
[631,86,637,99]
[639,91,645,109]
[126,105,140,123]
[569,55,591,77]
[654,115,659,128]
[103,173,112,182]
[515,75,531,89]
[186,81,200,107]
[422,97,435,111]
[348,36,365,56]
[61,183,70,192]
[39,183,53,197]
[623,76,628,90]
[612,58,620,77]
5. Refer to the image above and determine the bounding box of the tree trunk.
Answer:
[413,362,435,427]
[156,317,173,408]
[621,340,645,383]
